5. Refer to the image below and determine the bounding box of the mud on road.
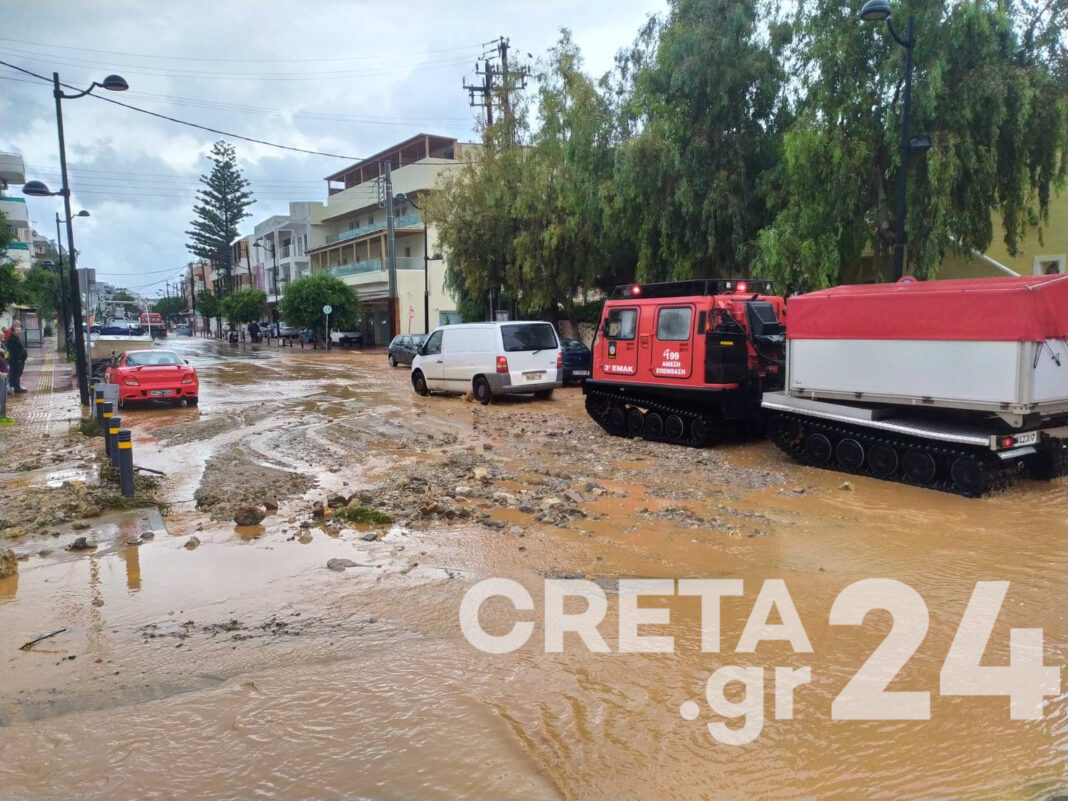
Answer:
[1,338,1065,800]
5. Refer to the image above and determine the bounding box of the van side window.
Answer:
[606,308,637,340]
[657,307,692,341]
[423,330,443,355]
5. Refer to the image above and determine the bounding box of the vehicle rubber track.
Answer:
[584,388,727,448]
[766,411,1022,497]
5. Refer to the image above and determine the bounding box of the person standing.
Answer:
[0,346,11,422]
[7,321,27,394]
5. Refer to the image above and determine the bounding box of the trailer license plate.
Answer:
[1015,431,1038,446]
[524,371,545,381]
[150,389,174,397]
[572,370,589,376]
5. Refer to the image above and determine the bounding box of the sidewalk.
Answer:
[3,338,80,437]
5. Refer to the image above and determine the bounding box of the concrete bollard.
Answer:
[117,429,135,497]
[101,402,114,458]
[108,416,122,467]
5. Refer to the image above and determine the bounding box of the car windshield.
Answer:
[412,334,427,346]
[126,351,182,366]
[560,339,588,351]
[501,323,558,352]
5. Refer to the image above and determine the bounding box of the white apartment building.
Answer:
[307,134,468,345]
[0,152,34,272]
[250,201,314,316]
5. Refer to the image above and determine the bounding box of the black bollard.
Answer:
[101,402,114,458]
[117,429,135,497]
[94,388,105,425]
[109,416,122,467]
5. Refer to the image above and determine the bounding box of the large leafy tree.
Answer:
[757,0,1068,291]
[219,288,267,324]
[21,264,58,319]
[278,274,360,335]
[196,289,221,334]
[186,141,255,296]
[612,0,788,281]
[153,295,187,318]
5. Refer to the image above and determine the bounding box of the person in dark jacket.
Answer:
[0,347,9,420]
[7,321,27,393]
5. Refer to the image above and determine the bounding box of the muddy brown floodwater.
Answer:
[0,338,1064,800]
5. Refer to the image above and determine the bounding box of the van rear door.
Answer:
[500,323,560,385]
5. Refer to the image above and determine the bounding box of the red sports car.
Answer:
[105,349,199,408]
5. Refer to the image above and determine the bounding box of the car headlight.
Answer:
[123,378,140,386]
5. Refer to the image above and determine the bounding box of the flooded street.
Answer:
[1,338,1064,800]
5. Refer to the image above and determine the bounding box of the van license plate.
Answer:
[523,371,545,381]
[1014,431,1038,446]
[572,370,589,376]
[150,389,174,397]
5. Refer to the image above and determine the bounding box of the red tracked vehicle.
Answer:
[583,279,787,445]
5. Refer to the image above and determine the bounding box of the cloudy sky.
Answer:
[0,0,664,297]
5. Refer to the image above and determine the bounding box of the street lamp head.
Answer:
[859,0,892,21]
[908,134,932,152]
[100,74,129,92]
[40,259,56,267]
[75,209,90,217]
[22,180,56,197]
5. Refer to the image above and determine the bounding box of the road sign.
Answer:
[408,306,415,320]
[322,304,333,315]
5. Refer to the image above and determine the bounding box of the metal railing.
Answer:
[323,212,422,245]
[328,258,384,277]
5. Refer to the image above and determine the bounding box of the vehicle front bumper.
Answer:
[486,373,563,395]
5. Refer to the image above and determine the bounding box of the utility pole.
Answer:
[189,265,197,334]
[384,159,398,339]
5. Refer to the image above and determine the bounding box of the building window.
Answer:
[368,214,374,226]
[405,247,411,257]
[1034,255,1065,275]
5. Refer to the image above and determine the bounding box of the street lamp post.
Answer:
[23,71,127,405]
[49,209,90,356]
[858,0,931,281]
[394,194,442,334]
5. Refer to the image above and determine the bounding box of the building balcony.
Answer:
[323,213,422,246]
[325,256,426,279]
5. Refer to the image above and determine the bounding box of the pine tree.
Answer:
[186,141,254,297]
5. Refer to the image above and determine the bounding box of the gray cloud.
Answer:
[1,0,663,296]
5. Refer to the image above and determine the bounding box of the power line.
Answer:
[0,36,487,64]
[0,60,368,160]
[0,47,478,81]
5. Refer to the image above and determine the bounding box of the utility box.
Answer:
[785,276,1068,425]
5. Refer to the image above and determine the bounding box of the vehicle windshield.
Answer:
[412,334,428,346]
[126,351,182,366]
[501,323,558,352]
[560,339,588,351]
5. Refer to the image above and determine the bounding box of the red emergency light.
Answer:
[736,281,748,293]
[629,284,642,296]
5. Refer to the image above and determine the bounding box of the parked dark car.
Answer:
[559,338,592,384]
[175,324,192,336]
[388,334,427,367]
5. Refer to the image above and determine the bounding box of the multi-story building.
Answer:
[250,202,314,317]
[307,134,467,345]
[230,236,257,292]
[0,152,34,272]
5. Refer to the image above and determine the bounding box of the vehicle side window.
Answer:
[423,330,443,355]
[657,307,692,341]
[606,308,637,340]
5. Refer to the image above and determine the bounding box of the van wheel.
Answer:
[473,376,493,405]
[534,389,553,400]
[412,370,429,396]
[388,355,397,367]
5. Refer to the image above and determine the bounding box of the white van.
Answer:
[411,321,562,404]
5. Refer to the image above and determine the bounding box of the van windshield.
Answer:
[501,323,558,352]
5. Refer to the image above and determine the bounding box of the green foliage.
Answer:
[186,141,255,295]
[219,288,267,324]
[112,289,134,301]
[22,264,58,318]
[334,505,393,525]
[196,290,221,322]
[278,273,360,332]
[0,211,23,314]
[756,0,1068,290]
[153,295,187,318]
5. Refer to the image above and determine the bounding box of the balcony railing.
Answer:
[324,212,422,245]
[328,258,383,278]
